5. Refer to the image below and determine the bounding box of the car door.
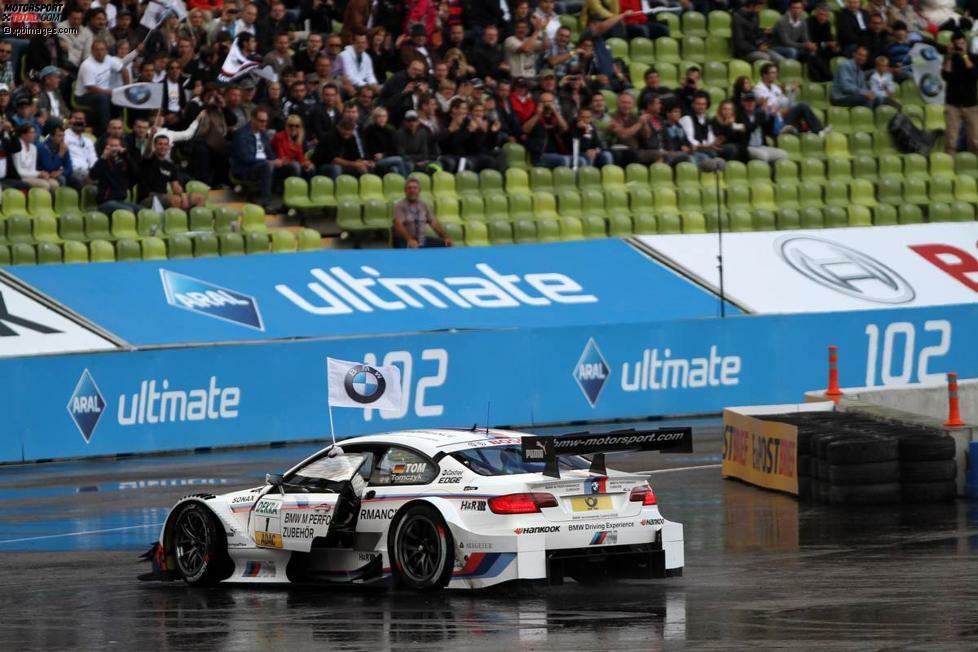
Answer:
[249,452,368,553]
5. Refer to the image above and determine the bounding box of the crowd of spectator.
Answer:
[0,0,975,215]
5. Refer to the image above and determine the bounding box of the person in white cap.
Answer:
[36,67,69,131]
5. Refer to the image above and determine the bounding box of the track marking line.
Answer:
[636,463,723,475]
[0,522,163,545]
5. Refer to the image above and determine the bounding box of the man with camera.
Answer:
[942,32,978,155]
[90,135,142,215]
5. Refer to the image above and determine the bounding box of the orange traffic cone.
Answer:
[825,345,842,402]
[945,372,965,428]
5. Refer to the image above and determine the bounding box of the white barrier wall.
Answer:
[806,379,978,424]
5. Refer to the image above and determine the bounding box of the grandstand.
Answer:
[0,0,971,262]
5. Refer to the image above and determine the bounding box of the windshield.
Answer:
[286,453,368,491]
[451,445,590,476]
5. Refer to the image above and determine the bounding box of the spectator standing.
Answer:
[733,0,785,63]
[392,177,453,248]
[942,32,978,155]
[75,39,121,134]
[545,27,580,78]
[58,8,94,71]
[837,0,871,56]
[272,115,315,178]
[504,20,547,80]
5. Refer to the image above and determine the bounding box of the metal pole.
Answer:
[716,170,726,318]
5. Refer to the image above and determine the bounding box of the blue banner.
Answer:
[4,302,976,463]
[7,241,730,346]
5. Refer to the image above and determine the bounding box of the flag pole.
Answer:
[328,403,337,447]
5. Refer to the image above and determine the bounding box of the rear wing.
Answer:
[521,428,693,478]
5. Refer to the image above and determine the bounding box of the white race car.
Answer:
[140,427,689,591]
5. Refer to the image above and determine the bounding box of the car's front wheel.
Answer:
[389,503,455,591]
[172,503,229,586]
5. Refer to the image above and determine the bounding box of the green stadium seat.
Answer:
[362,198,390,229]
[193,233,221,258]
[535,219,561,243]
[874,154,900,179]
[484,193,509,222]
[560,216,586,240]
[59,213,86,241]
[928,202,952,222]
[185,180,210,200]
[432,170,457,201]
[84,212,112,241]
[359,174,385,202]
[217,233,245,256]
[849,131,873,158]
[726,185,750,212]
[460,195,485,221]
[950,201,977,221]
[746,159,770,184]
[607,36,629,61]
[36,242,61,264]
[827,107,851,134]
[142,236,167,260]
[850,106,874,133]
[137,209,163,237]
[682,11,707,37]
[657,212,681,233]
[575,165,600,193]
[825,131,849,158]
[874,103,898,130]
[707,10,731,36]
[775,180,800,209]
[601,164,626,192]
[79,185,98,212]
[532,192,559,221]
[877,176,903,205]
[849,178,877,207]
[801,82,828,110]
[556,189,582,218]
[630,37,655,64]
[822,206,848,228]
[847,205,872,226]
[647,163,672,189]
[381,173,404,203]
[728,208,752,232]
[797,181,821,209]
[3,188,27,217]
[307,176,336,208]
[11,242,35,265]
[899,79,922,106]
[297,228,322,251]
[270,229,296,252]
[630,212,655,234]
[777,208,801,230]
[657,10,681,36]
[88,239,115,262]
[241,204,268,232]
[163,207,188,236]
[872,204,898,225]
[903,153,928,180]
[629,187,655,217]
[508,193,533,221]
[904,177,928,204]
[898,204,924,224]
[28,189,56,219]
[759,8,780,28]
[682,35,705,62]
[512,219,537,244]
[628,62,649,86]
[774,158,798,182]
[780,59,803,86]
[62,240,87,263]
[682,211,707,233]
[244,231,269,254]
[703,35,728,62]
[435,196,461,224]
[727,59,751,86]
[674,162,699,188]
[954,176,978,202]
[823,179,849,208]
[678,186,702,212]
[800,206,824,229]
[852,155,877,181]
[778,134,801,160]
[751,182,777,211]
[442,222,464,246]
[110,210,139,240]
[625,163,648,188]
[929,176,955,203]
[480,169,505,195]
[800,133,825,160]
[488,220,514,245]
[166,234,193,258]
[752,209,777,231]
[529,167,553,194]
[456,170,481,198]
[32,215,60,243]
[703,61,726,88]
[335,174,360,201]
[116,238,141,261]
[505,168,531,195]
[607,213,633,237]
[654,187,679,213]
[929,152,954,178]
[54,186,79,215]
[503,142,530,170]
[826,156,851,180]
[724,160,747,187]
[655,37,681,64]
[189,207,214,232]
[284,177,314,210]
[955,152,978,179]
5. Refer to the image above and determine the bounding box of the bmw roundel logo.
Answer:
[918,74,943,98]
[920,46,939,61]
[124,85,152,106]
[344,364,387,404]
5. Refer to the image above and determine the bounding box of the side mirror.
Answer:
[265,473,284,486]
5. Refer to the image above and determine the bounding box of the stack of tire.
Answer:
[770,413,957,505]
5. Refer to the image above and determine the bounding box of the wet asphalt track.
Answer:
[2,419,978,650]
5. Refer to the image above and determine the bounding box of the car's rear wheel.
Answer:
[389,503,454,592]
[172,503,228,586]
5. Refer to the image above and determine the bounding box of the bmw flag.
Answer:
[326,357,403,412]
[111,83,163,109]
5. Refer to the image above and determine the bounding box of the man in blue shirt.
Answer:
[230,108,292,210]
[831,46,880,107]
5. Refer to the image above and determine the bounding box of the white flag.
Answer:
[327,357,403,412]
[910,43,945,105]
[218,40,274,83]
[111,83,163,109]
[140,0,187,30]
[152,195,165,214]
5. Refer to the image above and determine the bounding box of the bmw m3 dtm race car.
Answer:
[140,427,690,591]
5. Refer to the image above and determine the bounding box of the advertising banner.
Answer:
[721,409,799,495]
[7,241,729,346]
[637,223,978,314]
[0,275,118,359]
[3,301,977,463]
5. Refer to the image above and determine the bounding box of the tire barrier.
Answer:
[727,410,957,505]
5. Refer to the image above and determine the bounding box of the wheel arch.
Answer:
[161,495,234,582]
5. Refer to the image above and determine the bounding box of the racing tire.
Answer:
[815,480,831,504]
[389,503,455,592]
[828,482,901,506]
[898,436,956,462]
[797,454,812,477]
[796,476,812,500]
[827,461,900,485]
[901,481,957,503]
[171,502,230,586]
[900,459,957,483]
[825,437,898,466]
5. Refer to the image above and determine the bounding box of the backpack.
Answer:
[888,113,937,156]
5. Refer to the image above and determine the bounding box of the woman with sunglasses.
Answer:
[271,116,315,179]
